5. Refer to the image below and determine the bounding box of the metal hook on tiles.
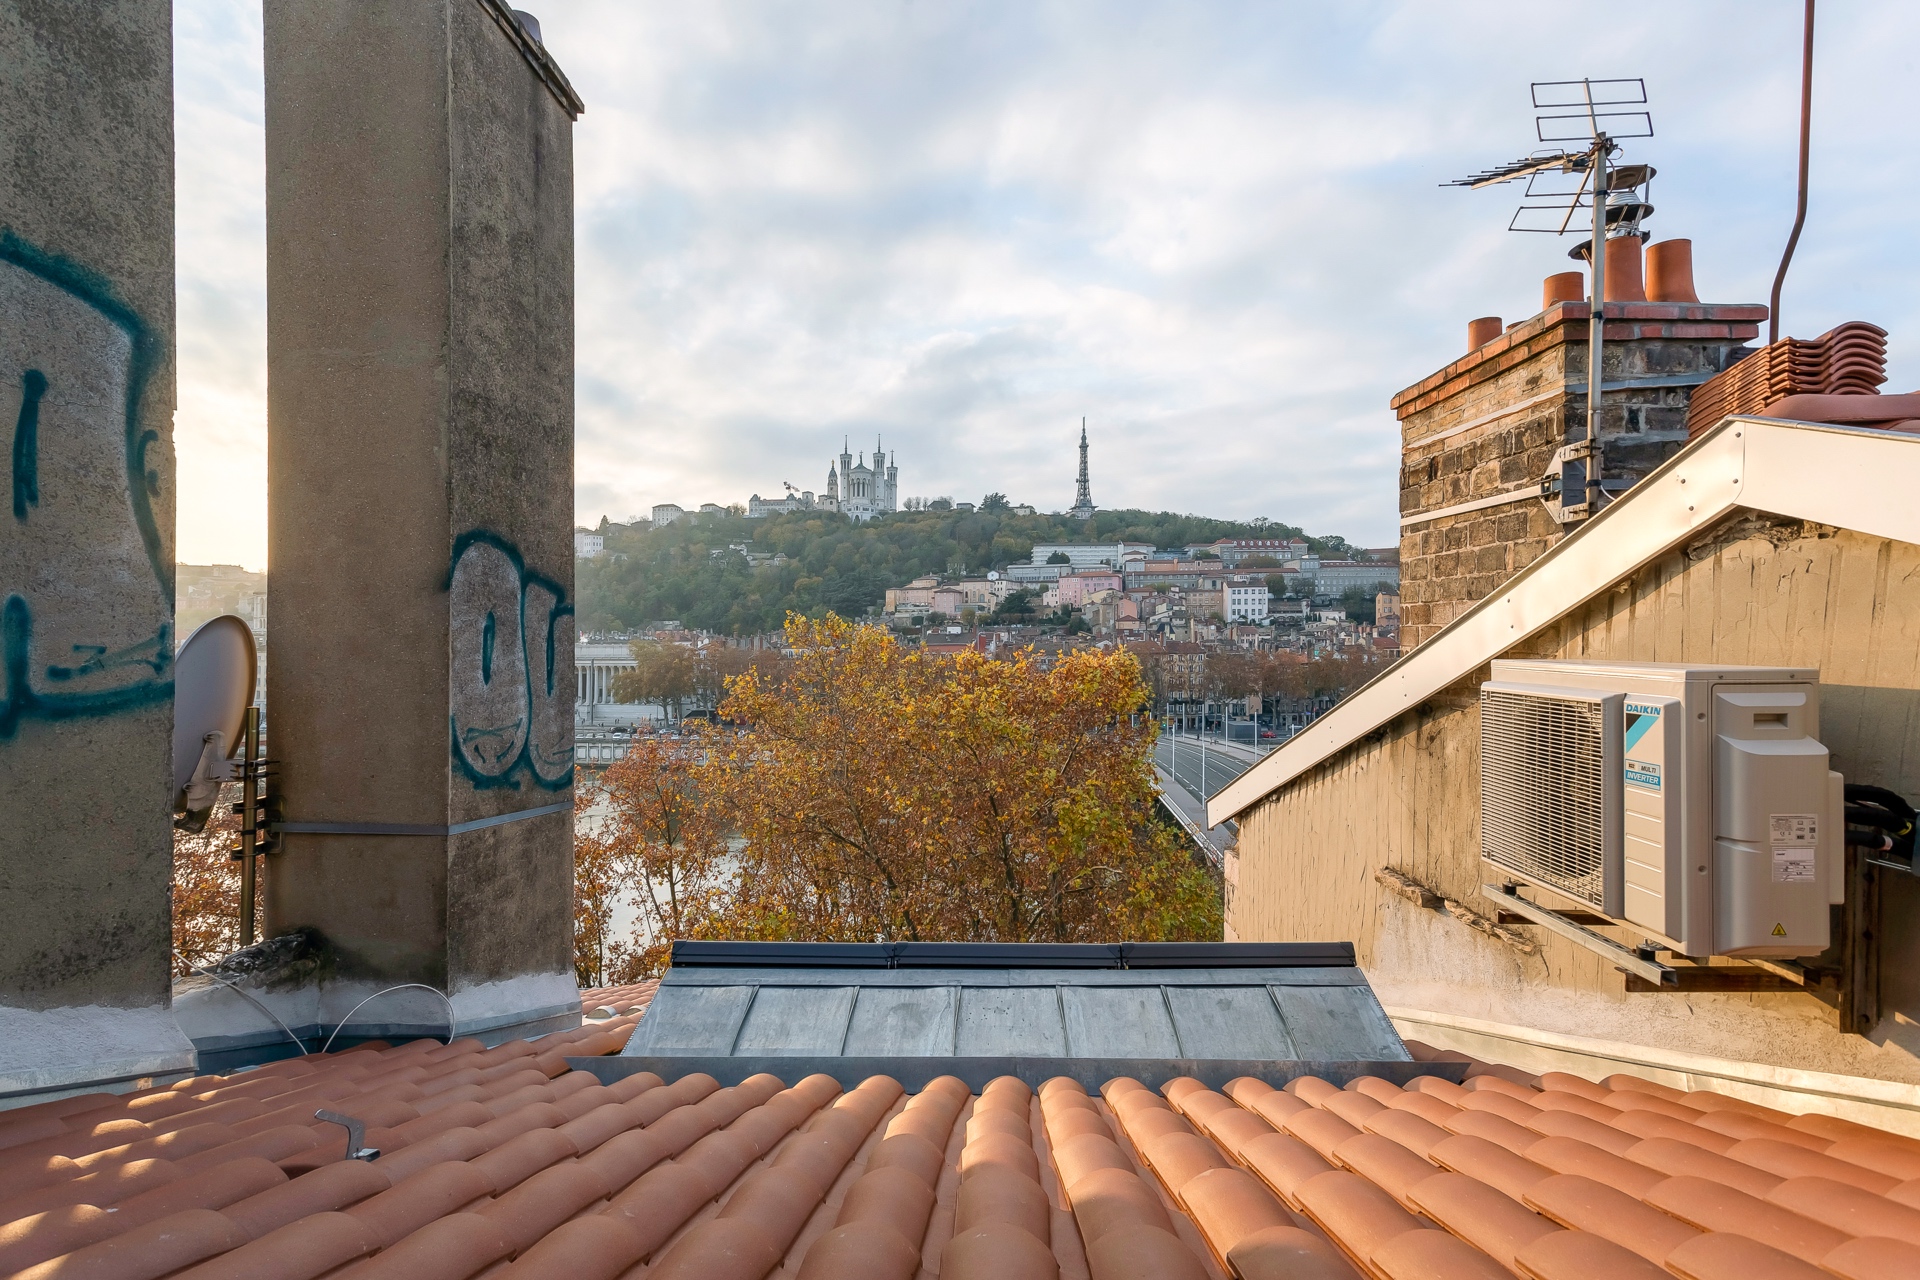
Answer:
[317,983,458,1055]
[315,1109,381,1161]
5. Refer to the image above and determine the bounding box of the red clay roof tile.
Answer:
[1643,1176,1850,1264]
[941,1219,1062,1280]
[1365,1107,1454,1160]
[1371,1227,1512,1280]
[1819,1234,1920,1280]
[1082,1222,1210,1280]
[1765,1173,1920,1245]
[178,1209,383,1280]
[1523,1137,1664,1197]
[13,1206,248,1280]
[10,995,1920,1280]
[1408,1170,1562,1269]
[1512,1228,1672,1280]
[1294,1169,1425,1266]
[1624,1138,1784,1197]
[1223,1224,1360,1280]
[1429,1135,1551,1203]
[1661,1230,1831,1280]
[1521,1172,1699,1263]
[1331,1133,1438,1211]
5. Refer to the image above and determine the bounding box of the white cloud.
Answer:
[173,0,1920,565]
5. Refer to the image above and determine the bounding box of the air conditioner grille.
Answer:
[1480,687,1607,909]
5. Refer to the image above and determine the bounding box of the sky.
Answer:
[173,2,1920,570]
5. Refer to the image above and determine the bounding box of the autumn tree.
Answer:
[172,784,264,974]
[611,640,698,722]
[701,614,1220,943]
[574,736,730,982]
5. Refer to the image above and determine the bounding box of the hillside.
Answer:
[576,506,1358,635]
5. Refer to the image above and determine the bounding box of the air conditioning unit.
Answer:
[1480,660,1842,958]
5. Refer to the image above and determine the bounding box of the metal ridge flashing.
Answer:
[476,0,585,118]
[1208,416,1920,825]
[667,939,1357,968]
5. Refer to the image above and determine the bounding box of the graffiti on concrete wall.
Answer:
[448,529,573,788]
[1,231,172,739]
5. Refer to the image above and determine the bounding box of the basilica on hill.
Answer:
[747,437,899,520]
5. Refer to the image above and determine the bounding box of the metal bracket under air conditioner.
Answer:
[1483,883,1815,993]
[1484,883,1673,985]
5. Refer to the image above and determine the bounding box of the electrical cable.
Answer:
[178,953,306,1055]
[318,984,457,1056]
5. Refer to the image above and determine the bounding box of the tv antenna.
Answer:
[1445,78,1655,524]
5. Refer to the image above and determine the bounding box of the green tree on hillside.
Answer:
[576,507,1349,636]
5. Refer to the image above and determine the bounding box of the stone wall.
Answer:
[1396,301,1765,648]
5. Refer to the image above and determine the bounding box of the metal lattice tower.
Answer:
[1072,419,1094,519]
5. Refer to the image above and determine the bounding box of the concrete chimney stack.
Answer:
[219,0,587,1057]
[0,1,198,1098]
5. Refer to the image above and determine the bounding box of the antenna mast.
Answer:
[1444,76,1654,525]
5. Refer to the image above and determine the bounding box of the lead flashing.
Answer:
[477,0,585,118]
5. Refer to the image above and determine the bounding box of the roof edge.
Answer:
[1209,416,1920,823]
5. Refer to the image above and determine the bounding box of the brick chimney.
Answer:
[1393,243,1766,649]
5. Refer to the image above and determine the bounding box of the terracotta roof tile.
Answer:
[1083,1222,1210,1279]
[1512,1228,1672,1280]
[1643,1175,1850,1264]
[1331,1133,1440,1211]
[13,1206,249,1280]
[1295,1169,1425,1268]
[1429,1135,1551,1203]
[1371,1227,1512,1280]
[1441,1107,1543,1156]
[1624,1137,1784,1197]
[1661,1230,1832,1280]
[1522,1137,1665,1197]
[7,994,1920,1280]
[1522,1172,1699,1263]
[1408,1170,1562,1270]
[1819,1234,1920,1280]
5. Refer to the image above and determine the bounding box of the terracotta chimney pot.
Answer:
[1467,317,1503,350]
[1542,272,1585,309]
[1645,239,1700,303]
[1603,235,1647,303]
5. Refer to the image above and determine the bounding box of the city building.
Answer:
[1221,577,1271,622]
[1189,537,1311,566]
[1028,541,1153,571]
[823,436,899,521]
[1056,569,1121,608]
[574,527,604,558]
[745,488,817,517]
[651,502,685,526]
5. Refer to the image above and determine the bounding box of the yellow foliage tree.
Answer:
[574,735,730,984]
[700,614,1220,943]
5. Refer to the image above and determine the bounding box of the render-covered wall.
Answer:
[259,0,578,1044]
[0,1,197,1096]
[1233,512,1920,1087]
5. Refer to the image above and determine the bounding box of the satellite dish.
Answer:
[987,571,1000,581]
[173,615,257,831]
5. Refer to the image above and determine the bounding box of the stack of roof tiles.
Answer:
[4,1022,1920,1279]
[1686,322,1890,437]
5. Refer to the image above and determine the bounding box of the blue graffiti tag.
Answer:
[1,231,172,739]
[447,529,573,789]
